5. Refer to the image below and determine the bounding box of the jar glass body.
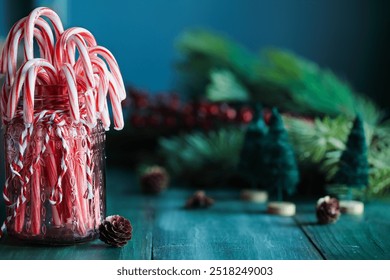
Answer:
[2,85,106,244]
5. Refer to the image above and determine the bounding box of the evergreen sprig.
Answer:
[284,115,390,195]
[206,69,249,102]
[159,128,244,186]
[176,29,383,125]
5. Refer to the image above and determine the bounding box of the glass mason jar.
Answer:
[3,85,106,244]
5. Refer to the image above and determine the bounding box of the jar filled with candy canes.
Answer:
[0,7,126,244]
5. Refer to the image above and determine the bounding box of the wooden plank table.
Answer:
[0,168,389,260]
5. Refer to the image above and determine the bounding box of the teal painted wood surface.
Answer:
[0,168,389,260]
[294,201,390,260]
[152,190,321,260]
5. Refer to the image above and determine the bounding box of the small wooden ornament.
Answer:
[240,189,268,203]
[267,201,296,216]
[339,200,364,215]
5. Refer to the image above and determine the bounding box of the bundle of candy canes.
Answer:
[0,7,125,238]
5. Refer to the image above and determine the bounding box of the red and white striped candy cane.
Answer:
[54,27,96,67]
[88,57,109,114]
[23,64,56,125]
[79,120,94,200]
[1,119,26,205]
[2,18,56,85]
[100,100,111,130]
[2,120,33,226]
[108,75,124,130]
[24,7,64,61]
[13,110,50,233]
[88,46,126,101]
[63,35,95,89]
[60,63,80,123]
[1,85,9,123]
[83,89,97,127]
[6,59,57,121]
[0,18,25,74]
[48,112,68,205]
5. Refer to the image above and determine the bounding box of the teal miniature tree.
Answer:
[333,116,369,196]
[263,108,299,200]
[238,104,268,188]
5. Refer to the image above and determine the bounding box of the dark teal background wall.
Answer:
[0,0,5,36]
[1,0,389,105]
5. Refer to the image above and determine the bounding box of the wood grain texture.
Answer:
[1,168,390,260]
[152,190,322,260]
[295,201,390,260]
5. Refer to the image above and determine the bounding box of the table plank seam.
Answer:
[293,217,326,260]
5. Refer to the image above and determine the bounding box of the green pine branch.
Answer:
[284,115,390,196]
[206,69,249,102]
[176,29,383,125]
[159,128,244,185]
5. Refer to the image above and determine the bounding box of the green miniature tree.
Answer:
[333,116,369,196]
[263,108,299,200]
[238,104,268,188]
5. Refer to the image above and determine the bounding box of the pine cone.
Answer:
[99,215,132,247]
[316,196,341,224]
[185,190,215,209]
[140,166,169,194]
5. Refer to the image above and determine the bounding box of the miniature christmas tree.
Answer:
[333,116,369,195]
[238,104,268,188]
[263,108,299,201]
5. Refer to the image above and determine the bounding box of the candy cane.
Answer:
[17,110,48,234]
[108,75,124,130]
[0,18,25,74]
[80,123,94,200]
[6,59,57,120]
[100,100,111,130]
[43,119,63,226]
[2,121,33,232]
[23,67,51,125]
[54,27,96,67]
[83,89,97,127]
[24,7,64,61]
[2,18,56,84]
[1,85,9,123]
[67,35,95,89]
[88,57,109,114]
[60,63,80,123]
[3,27,49,86]
[88,46,126,101]
[48,113,68,205]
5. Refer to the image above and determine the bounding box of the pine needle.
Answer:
[159,128,244,185]
[206,69,249,102]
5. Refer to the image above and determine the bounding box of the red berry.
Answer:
[198,104,208,118]
[208,104,219,116]
[225,108,237,121]
[168,93,181,110]
[239,107,253,123]
[263,110,272,125]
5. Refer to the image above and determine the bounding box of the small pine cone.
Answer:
[185,190,215,209]
[140,166,169,194]
[316,196,341,224]
[99,215,132,247]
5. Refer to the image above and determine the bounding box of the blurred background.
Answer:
[0,0,390,204]
[0,0,389,103]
